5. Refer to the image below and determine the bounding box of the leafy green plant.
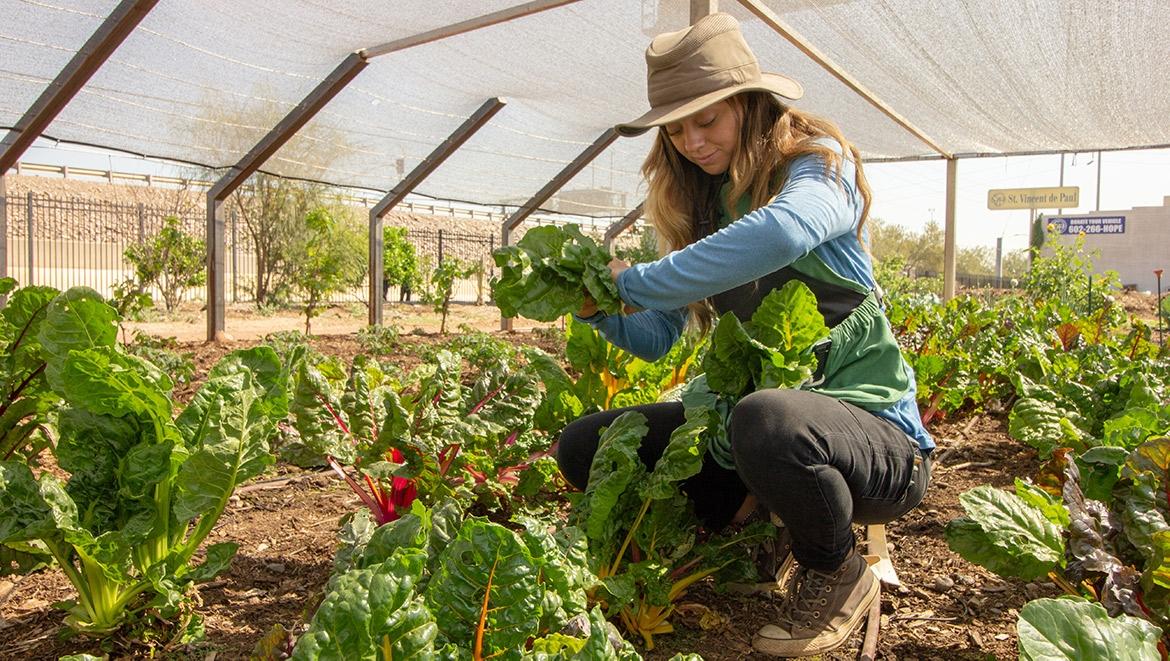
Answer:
[291,207,366,334]
[424,257,478,334]
[1018,598,1161,660]
[382,226,419,301]
[0,342,286,638]
[288,502,616,659]
[572,407,772,649]
[570,282,828,649]
[356,324,399,355]
[492,225,622,321]
[947,433,1170,651]
[422,324,521,371]
[124,216,206,312]
[124,332,196,386]
[1025,231,1121,315]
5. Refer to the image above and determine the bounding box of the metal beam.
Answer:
[736,0,950,160]
[205,52,368,341]
[603,202,645,252]
[207,53,368,204]
[369,97,507,326]
[0,0,158,174]
[501,129,619,239]
[362,0,580,59]
[499,128,619,330]
[943,158,958,300]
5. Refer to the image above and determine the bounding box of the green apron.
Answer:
[702,189,912,468]
[717,186,909,407]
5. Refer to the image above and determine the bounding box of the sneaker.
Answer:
[726,518,794,595]
[752,548,878,657]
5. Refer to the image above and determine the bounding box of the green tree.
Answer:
[291,207,366,334]
[230,174,323,306]
[424,258,477,334]
[382,226,419,301]
[123,216,206,312]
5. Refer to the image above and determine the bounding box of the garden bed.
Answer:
[1,330,1045,660]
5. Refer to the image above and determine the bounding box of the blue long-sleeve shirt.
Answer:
[579,141,933,450]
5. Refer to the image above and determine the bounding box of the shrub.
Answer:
[124,216,206,312]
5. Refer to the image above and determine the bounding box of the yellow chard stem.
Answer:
[610,497,651,577]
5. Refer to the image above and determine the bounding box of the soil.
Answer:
[1,296,1135,660]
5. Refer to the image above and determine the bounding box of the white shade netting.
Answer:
[2,0,1168,215]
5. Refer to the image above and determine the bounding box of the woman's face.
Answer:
[664,99,741,175]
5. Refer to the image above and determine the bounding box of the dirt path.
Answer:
[126,300,559,342]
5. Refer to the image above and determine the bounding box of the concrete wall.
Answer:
[1047,196,1170,293]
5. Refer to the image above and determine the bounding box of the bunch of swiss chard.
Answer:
[292,350,558,523]
[272,500,643,660]
[0,288,286,638]
[491,224,622,321]
[572,281,829,649]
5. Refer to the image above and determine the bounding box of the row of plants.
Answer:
[878,235,1170,656]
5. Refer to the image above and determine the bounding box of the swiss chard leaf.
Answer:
[423,518,545,655]
[291,548,436,661]
[945,485,1064,580]
[37,287,118,392]
[1017,598,1161,661]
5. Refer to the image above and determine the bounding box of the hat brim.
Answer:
[615,73,803,137]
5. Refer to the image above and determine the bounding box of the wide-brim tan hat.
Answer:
[616,12,803,137]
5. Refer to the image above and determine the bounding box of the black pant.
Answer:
[557,389,930,572]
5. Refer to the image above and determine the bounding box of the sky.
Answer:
[18,139,1170,257]
[865,148,1170,255]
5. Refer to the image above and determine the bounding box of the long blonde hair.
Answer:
[641,92,872,332]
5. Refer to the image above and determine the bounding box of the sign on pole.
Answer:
[987,186,1079,210]
[1047,215,1126,235]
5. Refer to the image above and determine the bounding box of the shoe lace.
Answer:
[777,565,834,628]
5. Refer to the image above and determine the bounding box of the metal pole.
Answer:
[0,175,7,282]
[604,202,645,253]
[438,229,444,264]
[690,0,718,22]
[995,237,1003,287]
[206,196,225,341]
[137,202,145,243]
[26,192,34,285]
[231,209,238,303]
[1095,150,1102,211]
[368,97,507,326]
[942,158,957,300]
[1058,152,1065,215]
[1156,269,1164,346]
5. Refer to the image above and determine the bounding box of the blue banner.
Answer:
[1049,215,1126,235]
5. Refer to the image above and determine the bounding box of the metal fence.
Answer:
[2,192,207,299]
[0,192,502,309]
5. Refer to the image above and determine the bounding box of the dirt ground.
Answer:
[126,300,560,343]
[4,293,1159,660]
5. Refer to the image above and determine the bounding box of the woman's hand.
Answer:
[608,258,641,315]
[577,293,598,318]
[577,259,639,317]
